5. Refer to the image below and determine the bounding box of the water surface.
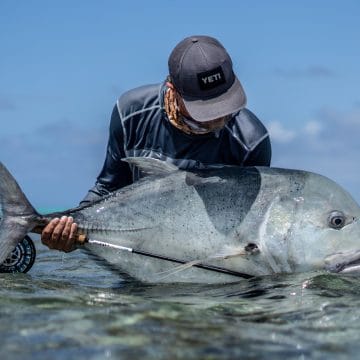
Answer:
[1,237,360,359]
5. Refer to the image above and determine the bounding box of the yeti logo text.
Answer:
[197,66,226,90]
[202,73,222,84]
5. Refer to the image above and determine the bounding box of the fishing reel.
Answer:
[0,235,36,273]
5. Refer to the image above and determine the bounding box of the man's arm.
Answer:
[80,105,133,205]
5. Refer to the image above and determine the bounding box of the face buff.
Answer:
[164,87,231,135]
[181,114,231,135]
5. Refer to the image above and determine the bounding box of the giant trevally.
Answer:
[1,158,360,283]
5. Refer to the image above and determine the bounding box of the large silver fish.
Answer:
[1,158,360,283]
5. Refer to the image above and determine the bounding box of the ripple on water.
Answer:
[1,241,360,359]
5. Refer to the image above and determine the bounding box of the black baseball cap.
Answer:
[168,35,247,122]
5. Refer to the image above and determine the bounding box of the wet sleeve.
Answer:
[80,105,133,205]
[244,135,272,166]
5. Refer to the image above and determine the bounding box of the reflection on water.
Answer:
[1,238,360,359]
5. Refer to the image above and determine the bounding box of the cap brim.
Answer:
[182,77,247,122]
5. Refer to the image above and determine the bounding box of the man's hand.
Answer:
[41,216,78,253]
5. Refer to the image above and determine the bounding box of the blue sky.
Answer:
[1,0,360,209]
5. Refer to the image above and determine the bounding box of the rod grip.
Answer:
[76,234,87,244]
[31,225,87,244]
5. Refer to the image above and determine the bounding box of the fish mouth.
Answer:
[325,250,360,273]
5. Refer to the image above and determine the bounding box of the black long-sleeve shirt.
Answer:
[82,82,271,203]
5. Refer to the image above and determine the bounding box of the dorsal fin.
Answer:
[122,157,227,186]
[122,157,179,176]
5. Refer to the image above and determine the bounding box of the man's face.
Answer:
[175,92,231,133]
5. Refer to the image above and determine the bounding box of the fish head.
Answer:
[283,171,360,274]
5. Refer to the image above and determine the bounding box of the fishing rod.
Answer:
[30,226,253,279]
[80,238,254,279]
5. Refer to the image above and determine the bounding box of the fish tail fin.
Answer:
[0,162,40,264]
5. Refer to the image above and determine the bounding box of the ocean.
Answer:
[1,236,360,360]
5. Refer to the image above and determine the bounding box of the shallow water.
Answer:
[1,237,360,359]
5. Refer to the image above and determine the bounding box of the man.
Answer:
[41,35,271,252]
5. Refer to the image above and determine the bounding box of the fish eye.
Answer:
[328,211,346,229]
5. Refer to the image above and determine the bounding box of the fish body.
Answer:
[1,158,360,283]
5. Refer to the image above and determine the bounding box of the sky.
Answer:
[0,0,360,210]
